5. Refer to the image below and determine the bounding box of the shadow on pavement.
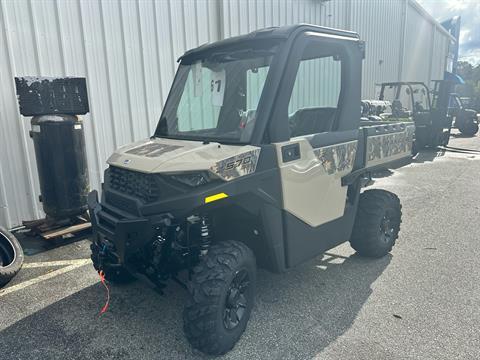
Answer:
[15,230,91,256]
[0,251,391,360]
[413,148,445,163]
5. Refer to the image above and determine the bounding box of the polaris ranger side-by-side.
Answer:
[88,25,414,355]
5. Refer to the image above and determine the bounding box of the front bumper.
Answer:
[88,190,153,264]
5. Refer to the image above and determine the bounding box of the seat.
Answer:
[391,100,403,117]
[289,107,337,137]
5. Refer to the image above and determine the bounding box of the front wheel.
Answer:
[350,189,402,258]
[183,240,256,355]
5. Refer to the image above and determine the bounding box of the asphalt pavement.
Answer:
[0,132,479,360]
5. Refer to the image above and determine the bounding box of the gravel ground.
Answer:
[0,133,479,360]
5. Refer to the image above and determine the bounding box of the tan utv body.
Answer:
[88,24,414,356]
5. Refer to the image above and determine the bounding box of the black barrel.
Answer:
[30,115,89,218]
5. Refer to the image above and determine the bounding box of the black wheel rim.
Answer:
[223,270,250,330]
[0,233,15,268]
[380,214,395,243]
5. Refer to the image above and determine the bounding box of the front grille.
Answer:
[105,191,138,214]
[108,166,161,203]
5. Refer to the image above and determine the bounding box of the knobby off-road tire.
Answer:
[0,226,24,288]
[458,121,479,137]
[184,240,256,355]
[90,242,135,284]
[350,189,402,258]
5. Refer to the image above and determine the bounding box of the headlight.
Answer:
[169,171,219,187]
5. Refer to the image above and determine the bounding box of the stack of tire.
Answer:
[0,227,24,288]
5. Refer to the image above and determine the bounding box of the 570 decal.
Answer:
[211,149,261,181]
[224,156,252,170]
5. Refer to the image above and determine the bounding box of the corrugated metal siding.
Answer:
[403,2,434,83]
[0,0,220,228]
[431,28,450,81]
[221,0,348,38]
[350,0,404,98]
[0,0,453,228]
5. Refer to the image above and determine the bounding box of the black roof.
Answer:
[179,24,359,61]
[381,82,429,86]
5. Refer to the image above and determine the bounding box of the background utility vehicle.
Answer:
[377,81,453,148]
[89,25,414,355]
[447,93,479,136]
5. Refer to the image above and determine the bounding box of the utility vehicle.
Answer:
[88,25,414,355]
[447,93,479,136]
[377,81,458,148]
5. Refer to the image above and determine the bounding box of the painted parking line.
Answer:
[22,259,92,268]
[0,259,91,298]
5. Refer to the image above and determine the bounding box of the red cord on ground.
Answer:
[98,270,110,316]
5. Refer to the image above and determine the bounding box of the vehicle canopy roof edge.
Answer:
[178,24,360,62]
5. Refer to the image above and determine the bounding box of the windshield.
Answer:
[155,44,279,143]
[410,84,430,112]
[381,84,430,113]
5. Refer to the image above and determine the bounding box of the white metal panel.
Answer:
[0,0,454,228]
[0,0,44,227]
[350,0,404,98]
[222,0,347,38]
[0,0,219,228]
[403,2,434,83]
[431,29,450,81]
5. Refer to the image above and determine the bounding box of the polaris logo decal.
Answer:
[126,142,183,157]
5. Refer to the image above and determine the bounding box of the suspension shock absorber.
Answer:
[199,216,211,255]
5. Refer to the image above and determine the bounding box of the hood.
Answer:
[107,137,261,180]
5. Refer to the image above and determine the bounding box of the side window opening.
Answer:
[288,51,342,138]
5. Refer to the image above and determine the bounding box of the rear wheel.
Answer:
[350,190,402,258]
[0,227,24,288]
[183,240,256,355]
[458,120,479,137]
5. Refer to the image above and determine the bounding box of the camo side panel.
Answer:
[313,141,357,176]
[211,149,261,181]
[367,125,414,166]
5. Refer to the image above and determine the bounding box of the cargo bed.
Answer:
[342,121,415,185]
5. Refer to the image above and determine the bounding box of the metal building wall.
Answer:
[0,0,453,228]
[404,2,434,83]
[0,0,220,228]
[431,21,451,81]
[350,0,405,98]
[403,1,451,84]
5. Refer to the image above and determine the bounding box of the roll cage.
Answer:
[379,82,432,113]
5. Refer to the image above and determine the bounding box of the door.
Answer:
[272,35,362,267]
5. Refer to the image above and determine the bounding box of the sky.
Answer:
[417,0,480,65]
